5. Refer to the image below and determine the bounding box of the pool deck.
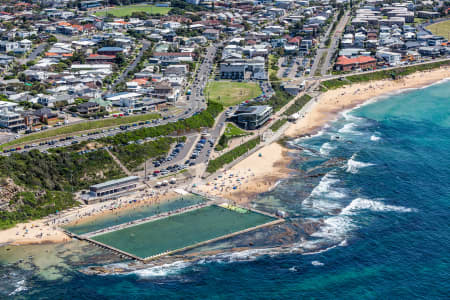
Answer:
[65,193,284,262]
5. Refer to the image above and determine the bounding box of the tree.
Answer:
[47,35,57,44]
[115,52,126,67]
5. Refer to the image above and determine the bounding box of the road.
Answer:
[111,41,151,89]
[27,43,48,62]
[320,11,351,75]
[309,14,339,77]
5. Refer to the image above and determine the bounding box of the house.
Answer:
[417,11,440,19]
[152,52,194,63]
[86,54,116,64]
[203,29,220,40]
[0,55,14,66]
[335,56,377,71]
[0,41,19,53]
[97,47,124,56]
[418,46,441,57]
[376,50,401,66]
[104,92,142,106]
[34,108,59,125]
[37,93,73,108]
[77,101,100,115]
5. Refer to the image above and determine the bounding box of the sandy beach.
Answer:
[197,142,291,203]
[199,66,450,202]
[0,189,179,246]
[285,66,450,137]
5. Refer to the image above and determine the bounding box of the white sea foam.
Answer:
[311,261,324,266]
[8,280,27,296]
[311,215,354,241]
[205,248,277,264]
[131,261,191,278]
[370,135,381,141]
[309,173,347,201]
[338,122,361,135]
[319,142,335,156]
[341,198,417,215]
[345,154,374,174]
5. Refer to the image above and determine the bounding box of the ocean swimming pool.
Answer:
[63,195,206,235]
[91,205,276,259]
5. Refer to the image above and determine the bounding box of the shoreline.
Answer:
[199,66,450,201]
[0,190,180,246]
[1,66,449,247]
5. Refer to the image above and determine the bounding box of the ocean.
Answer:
[1,80,449,299]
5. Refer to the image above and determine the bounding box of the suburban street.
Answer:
[320,11,351,75]
[111,40,151,89]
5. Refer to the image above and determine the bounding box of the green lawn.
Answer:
[269,118,287,132]
[205,81,262,106]
[1,113,160,149]
[215,123,252,151]
[224,123,249,138]
[426,20,450,37]
[94,5,171,17]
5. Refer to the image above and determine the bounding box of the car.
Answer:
[189,162,196,166]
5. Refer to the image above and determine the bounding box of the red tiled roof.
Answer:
[336,55,376,66]
[131,78,148,85]
[288,36,302,44]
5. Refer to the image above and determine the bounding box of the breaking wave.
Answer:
[345,154,374,174]
[370,135,381,141]
[341,198,417,215]
[338,123,361,135]
[319,142,336,156]
[130,261,192,278]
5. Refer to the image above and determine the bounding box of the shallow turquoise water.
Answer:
[1,80,449,299]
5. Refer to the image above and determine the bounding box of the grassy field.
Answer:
[215,123,252,151]
[283,94,312,116]
[94,5,171,17]
[426,20,450,37]
[207,136,261,173]
[269,54,279,78]
[1,113,160,149]
[223,123,249,138]
[269,118,288,132]
[205,81,262,106]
